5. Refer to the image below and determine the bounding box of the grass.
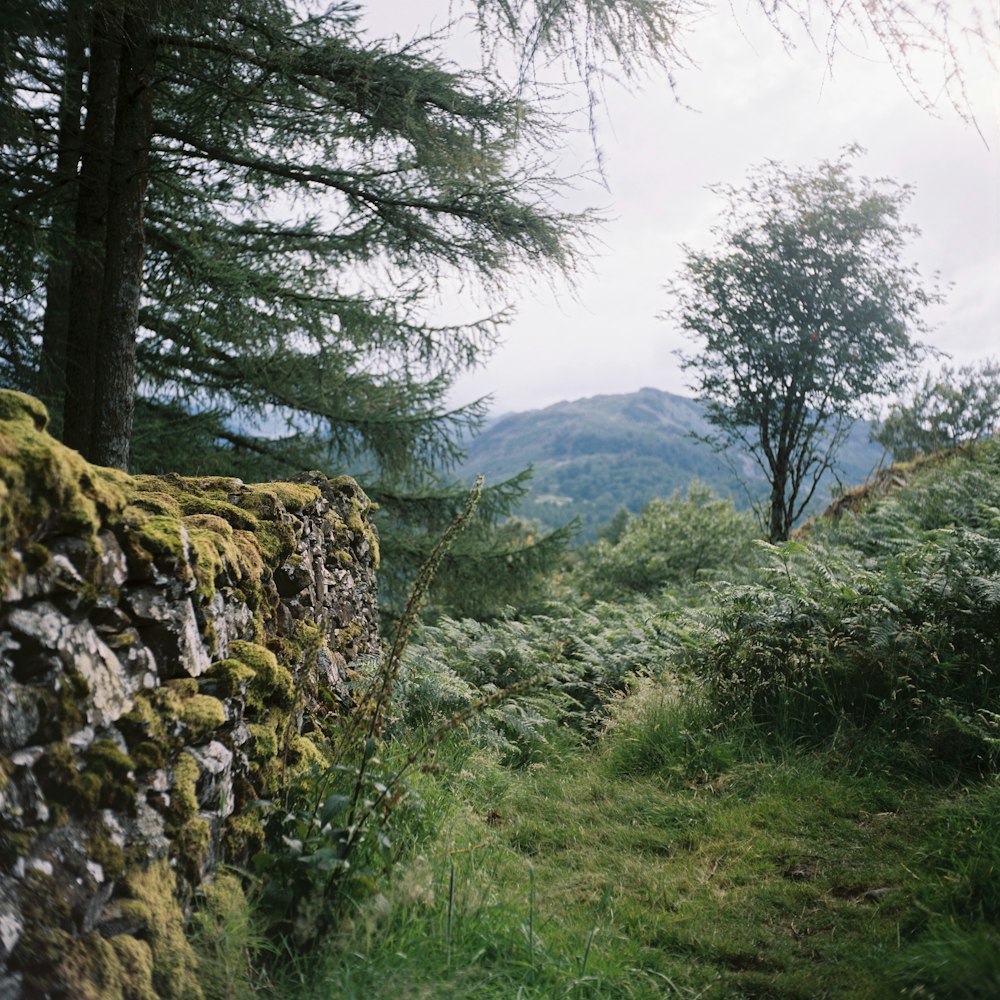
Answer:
[262,683,999,999]
[253,443,1000,998]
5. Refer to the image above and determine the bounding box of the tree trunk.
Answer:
[769,458,790,542]
[38,0,89,435]
[62,4,122,455]
[90,6,157,469]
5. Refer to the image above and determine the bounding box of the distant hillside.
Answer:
[459,387,885,539]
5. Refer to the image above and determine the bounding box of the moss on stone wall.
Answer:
[119,859,204,999]
[0,390,380,999]
[0,392,131,591]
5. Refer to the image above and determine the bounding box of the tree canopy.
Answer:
[0,1,992,611]
[669,148,938,542]
[874,358,1000,462]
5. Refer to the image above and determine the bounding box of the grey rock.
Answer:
[9,747,43,769]
[0,879,22,962]
[74,638,133,728]
[188,742,234,817]
[67,726,95,750]
[1,764,49,827]
[5,604,133,726]
[0,971,23,1000]
[126,589,211,677]
[96,530,128,591]
[0,676,41,754]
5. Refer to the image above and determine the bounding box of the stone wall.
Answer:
[0,391,380,999]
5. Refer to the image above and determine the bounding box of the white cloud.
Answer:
[363,2,1000,414]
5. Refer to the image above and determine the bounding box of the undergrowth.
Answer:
[673,441,1000,777]
[237,440,1000,998]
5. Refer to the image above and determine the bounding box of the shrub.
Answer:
[574,481,760,600]
[674,445,1000,775]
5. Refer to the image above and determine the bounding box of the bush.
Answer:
[574,481,760,600]
[673,445,1000,775]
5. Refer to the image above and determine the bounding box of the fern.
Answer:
[674,444,1000,774]
[382,597,678,755]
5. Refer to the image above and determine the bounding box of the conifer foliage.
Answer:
[4,0,584,470]
[1,0,691,614]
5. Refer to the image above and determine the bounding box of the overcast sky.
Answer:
[362,2,999,416]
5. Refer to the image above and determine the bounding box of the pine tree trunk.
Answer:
[38,0,89,435]
[90,7,157,469]
[62,4,122,455]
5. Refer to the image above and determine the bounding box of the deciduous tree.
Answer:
[669,149,938,541]
[874,358,1000,461]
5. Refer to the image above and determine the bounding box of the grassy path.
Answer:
[274,695,992,999]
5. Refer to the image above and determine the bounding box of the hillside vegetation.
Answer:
[222,439,998,999]
[460,387,884,539]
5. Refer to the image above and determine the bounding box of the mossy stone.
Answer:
[0,389,49,428]
[244,481,319,514]
[221,814,265,862]
[131,740,165,772]
[58,932,158,1000]
[109,934,157,1000]
[229,639,296,711]
[37,740,99,810]
[247,720,279,760]
[177,694,226,743]
[121,859,204,999]
[84,739,137,812]
[0,391,132,589]
[15,869,73,986]
[201,658,255,699]
[87,827,127,880]
[119,692,167,747]
[170,752,201,824]
[37,670,89,741]
[177,817,212,880]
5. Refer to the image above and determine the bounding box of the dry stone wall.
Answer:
[0,391,379,999]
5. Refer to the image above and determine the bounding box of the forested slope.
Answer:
[461,387,884,537]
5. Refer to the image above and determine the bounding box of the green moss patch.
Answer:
[169,752,201,825]
[14,869,73,987]
[83,740,137,812]
[177,817,212,880]
[177,695,226,743]
[201,658,256,699]
[0,389,49,428]
[120,859,204,999]
[0,391,132,588]
[229,640,296,711]
[222,814,266,862]
[108,934,158,1000]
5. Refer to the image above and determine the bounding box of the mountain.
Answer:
[459,387,885,539]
